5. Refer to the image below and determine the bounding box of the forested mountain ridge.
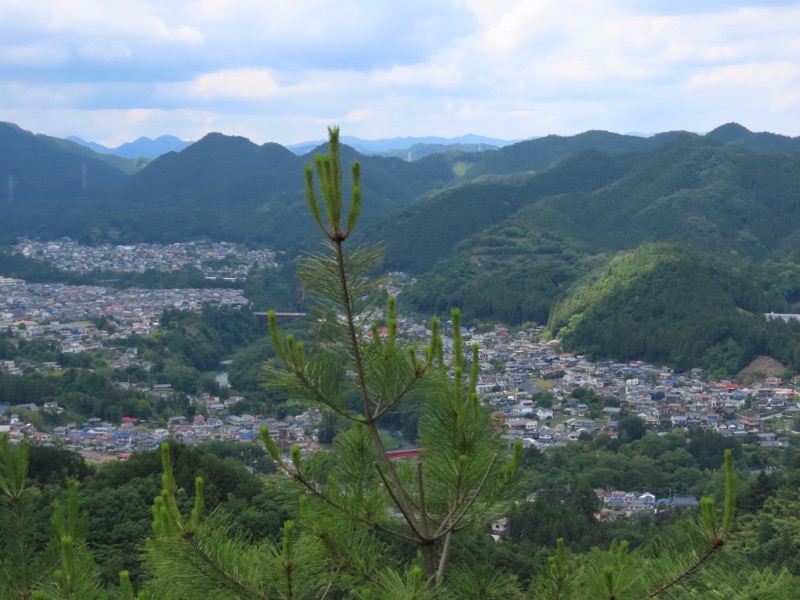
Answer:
[388,132,800,373]
[383,132,800,271]
[2,120,797,252]
[4,121,800,373]
[399,133,800,312]
[458,128,681,180]
[371,148,643,273]
[706,121,800,154]
[0,125,476,249]
[0,122,142,209]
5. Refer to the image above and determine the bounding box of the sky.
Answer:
[1,0,799,147]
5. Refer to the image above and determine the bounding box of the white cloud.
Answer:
[688,61,800,89]
[369,62,463,89]
[157,68,340,107]
[1,1,204,45]
[79,40,134,61]
[469,0,568,55]
[0,43,69,67]
[1,1,799,142]
[186,69,282,100]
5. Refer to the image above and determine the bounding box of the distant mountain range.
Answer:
[68,135,193,159]
[66,132,518,160]
[286,134,520,156]
[3,119,800,374]
[2,120,798,253]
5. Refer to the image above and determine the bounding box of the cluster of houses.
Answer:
[0,280,248,334]
[593,489,699,519]
[1,288,798,476]
[0,319,114,356]
[15,238,278,280]
[490,490,701,538]
[488,365,799,451]
[2,309,799,454]
[417,323,800,449]
[0,405,323,461]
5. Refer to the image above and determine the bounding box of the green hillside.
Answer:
[6,121,797,256]
[548,245,751,370]
[394,134,800,270]
[0,122,132,208]
[374,148,640,272]
[460,129,681,180]
[507,135,800,258]
[394,133,800,374]
[0,130,468,249]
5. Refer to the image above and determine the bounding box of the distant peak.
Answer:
[706,122,752,141]
[198,131,248,142]
[191,132,256,148]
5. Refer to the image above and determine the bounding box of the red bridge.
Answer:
[386,449,421,460]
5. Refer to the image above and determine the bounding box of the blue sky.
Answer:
[1,0,798,146]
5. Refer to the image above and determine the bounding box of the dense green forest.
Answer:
[3,120,799,254]
[546,244,800,374]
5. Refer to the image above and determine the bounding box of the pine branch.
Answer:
[646,539,724,599]
[435,530,452,583]
[417,463,430,539]
[373,464,425,542]
[261,428,421,544]
[645,448,737,598]
[372,369,427,421]
[433,454,498,539]
[148,533,268,600]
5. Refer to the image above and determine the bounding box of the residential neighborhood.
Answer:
[0,279,248,341]
[15,238,279,280]
[1,277,799,526]
[1,406,323,466]
[3,305,798,456]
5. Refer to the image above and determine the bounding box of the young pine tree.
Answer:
[261,126,521,588]
[143,127,520,598]
[0,436,105,600]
